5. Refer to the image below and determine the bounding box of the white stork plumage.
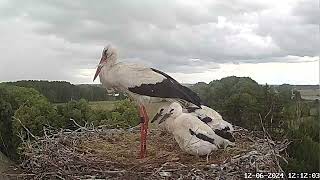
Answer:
[152,103,235,143]
[152,102,234,156]
[93,45,202,158]
[184,105,235,142]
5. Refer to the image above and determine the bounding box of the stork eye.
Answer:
[103,47,109,56]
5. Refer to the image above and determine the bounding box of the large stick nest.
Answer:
[5,125,289,179]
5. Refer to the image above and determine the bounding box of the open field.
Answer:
[298,89,320,100]
[292,85,319,100]
[88,100,119,111]
[54,100,120,111]
[55,100,168,116]
[89,100,169,119]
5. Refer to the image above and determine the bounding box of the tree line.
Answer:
[4,80,125,103]
[0,77,319,172]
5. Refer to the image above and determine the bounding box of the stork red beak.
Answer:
[93,57,104,81]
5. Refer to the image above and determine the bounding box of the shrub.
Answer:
[93,100,139,128]
[0,88,16,159]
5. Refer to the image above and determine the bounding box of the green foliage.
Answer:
[192,76,267,130]
[190,82,209,101]
[56,99,139,129]
[93,100,139,128]
[4,80,125,103]
[57,99,139,129]
[3,85,64,136]
[1,77,318,173]
[0,85,65,160]
[57,99,95,129]
[277,84,294,105]
[285,117,320,172]
[0,84,139,162]
[0,88,16,160]
[191,76,319,172]
[112,100,140,127]
[298,117,320,143]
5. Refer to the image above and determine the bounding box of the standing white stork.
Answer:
[93,45,202,158]
[153,102,234,155]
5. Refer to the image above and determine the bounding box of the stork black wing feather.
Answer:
[151,68,203,104]
[128,68,202,107]
[189,129,215,144]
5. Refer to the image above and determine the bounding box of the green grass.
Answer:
[54,99,169,120]
[88,100,119,111]
[54,100,119,111]
[88,100,169,129]
[53,100,118,112]
[88,100,169,118]
[298,89,320,100]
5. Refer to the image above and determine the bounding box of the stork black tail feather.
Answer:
[214,129,235,142]
[150,68,203,107]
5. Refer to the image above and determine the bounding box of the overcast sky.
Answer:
[0,0,319,85]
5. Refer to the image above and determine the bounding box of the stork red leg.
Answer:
[139,105,148,158]
[142,106,149,156]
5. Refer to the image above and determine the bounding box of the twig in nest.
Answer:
[13,116,38,140]
[15,123,288,179]
[69,118,85,129]
[259,113,286,178]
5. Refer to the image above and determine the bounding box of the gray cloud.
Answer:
[293,0,319,25]
[254,0,319,57]
[0,0,318,83]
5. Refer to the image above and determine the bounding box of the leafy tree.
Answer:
[191,77,319,172]
[285,117,320,172]
[276,84,293,105]
[0,84,65,158]
[4,86,64,136]
[0,84,139,162]
[56,99,139,129]
[57,99,95,129]
[192,76,265,129]
[93,100,139,128]
[190,82,209,102]
[0,88,16,159]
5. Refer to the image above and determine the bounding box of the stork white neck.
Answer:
[104,53,117,68]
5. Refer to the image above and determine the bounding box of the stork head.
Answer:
[93,45,118,81]
[168,102,183,117]
[151,102,183,124]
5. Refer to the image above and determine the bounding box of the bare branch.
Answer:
[13,116,38,140]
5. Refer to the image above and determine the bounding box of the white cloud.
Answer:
[170,60,319,85]
[0,0,318,84]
